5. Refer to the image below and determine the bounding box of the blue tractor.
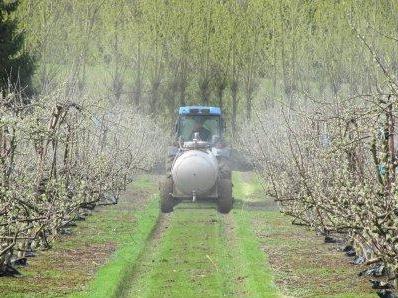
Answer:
[160,106,232,213]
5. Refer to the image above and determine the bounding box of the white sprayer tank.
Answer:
[172,150,218,196]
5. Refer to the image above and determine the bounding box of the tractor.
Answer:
[160,106,233,213]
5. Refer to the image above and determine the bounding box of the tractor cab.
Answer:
[176,106,224,143]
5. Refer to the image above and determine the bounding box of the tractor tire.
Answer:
[160,177,174,213]
[217,178,233,214]
[218,158,232,179]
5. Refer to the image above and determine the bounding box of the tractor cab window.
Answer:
[178,115,221,142]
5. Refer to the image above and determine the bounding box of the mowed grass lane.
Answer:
[121,179,279,297]
[233,172,376,298]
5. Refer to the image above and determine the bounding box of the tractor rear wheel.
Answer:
[217,178,233,214]
[160,177,174,213]
[218,157,232,179]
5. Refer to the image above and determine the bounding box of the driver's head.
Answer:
[193,117,205,131]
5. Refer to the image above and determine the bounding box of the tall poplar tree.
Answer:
[0,0,34,94]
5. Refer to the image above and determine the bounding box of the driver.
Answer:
[191,117,211,141]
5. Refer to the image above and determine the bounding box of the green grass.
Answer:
[72,196,160,298]
[122,175,280,297]
[250,210,376,298]
[231,210,279,297]
[232,172,376,298]
[125,204,233,297]
[2,173,376,298]
[231,173,279,297]
[131,175,158,192]
[0,175,159,298]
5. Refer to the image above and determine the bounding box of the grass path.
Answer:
[0,173,279,298]
[233,172,376,298]
[119,178,279,297]
[0,176,159,298]
[73,196,160,298]
[3,172,376,297]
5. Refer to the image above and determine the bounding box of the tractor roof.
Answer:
[178,106,221,116]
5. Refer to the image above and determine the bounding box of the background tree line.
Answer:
[13,0,398,130]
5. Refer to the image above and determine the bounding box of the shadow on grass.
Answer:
[172,197,280,212]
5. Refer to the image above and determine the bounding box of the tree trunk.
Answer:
[131,41,142,108]
[246,92,252,120]
[218,87,224,110]
[231,80,238,136]
[199,77,210,105]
